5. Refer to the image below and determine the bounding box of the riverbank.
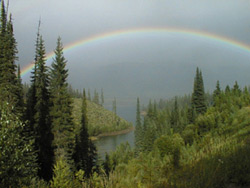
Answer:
[90,126,135,141]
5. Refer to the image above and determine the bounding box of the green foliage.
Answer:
[0,2,20,113]
[103,142,134,174]
[28,34,54,181]
[49,37,74,160]
[50,155,74,188]
[135,97,143,153]
[73,98,132,136]
[0,103,37,187]
[73,90,97,176]
[154,133,184,159]
[191,67,207,115]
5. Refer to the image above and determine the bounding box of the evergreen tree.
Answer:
[191,67,207,115]
[112,97,117,125]
[213,81,221,98]
[233,81,241,96]
[147,99,154,119]
[0,3,19,109]
[93,89,99,104]
[73,89,96,176]
[87,88,91,101]
[170,96,180,131]
[32,35,54,181]
[16,64,25,116]
[225,85,231,94]
[213,80,221,106]
[49,37,75,161]
[135,97,142,153]
[26,21,41,129]
[50,153,74,188]
[101,88,104,106]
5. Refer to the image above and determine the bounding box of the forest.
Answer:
[1,1,250,187]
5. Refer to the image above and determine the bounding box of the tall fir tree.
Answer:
[49,37,74,161]
[170,96,180,131]
[135,97,142,153]
[26,20,41,128]
[31,35,54,181]
[73,89,96,176]
[0,3,19,109]
[213,80,221,106]
[191,67,207,116]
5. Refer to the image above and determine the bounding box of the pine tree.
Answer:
[31,35,54,181]
[101,88,104,106]
[135,97,142,153]
[170,96,180,131]
[49,37,74,161]
[50,153,74,188]
[191,67,207,115]
[26,21,41,129]
[87,88,91,101]
[73,89,96,176]
[213,81,221,98]
[15,64,25,116]
[233,81,241,96]
[93,89,99,104]
[0,4,19,109]
[147,99,154,119]
[112,97,117,125]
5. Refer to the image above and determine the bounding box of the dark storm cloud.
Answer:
[8,0,250,106]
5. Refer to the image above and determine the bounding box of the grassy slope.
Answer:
[72,98,132,136]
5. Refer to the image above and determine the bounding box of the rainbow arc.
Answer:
[21,27,250,77]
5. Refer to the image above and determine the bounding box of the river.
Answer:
[94,130,135,160]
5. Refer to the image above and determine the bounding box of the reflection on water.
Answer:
[94,130,135,160]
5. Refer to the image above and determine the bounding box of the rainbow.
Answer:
[20,27,250,77]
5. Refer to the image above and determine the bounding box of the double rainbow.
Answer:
[20,27,250,77]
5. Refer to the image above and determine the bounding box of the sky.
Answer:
[6,0,250,120]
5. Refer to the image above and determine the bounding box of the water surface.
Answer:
[94,130,135,160]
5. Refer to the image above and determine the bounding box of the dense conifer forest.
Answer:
[0,1,250,187]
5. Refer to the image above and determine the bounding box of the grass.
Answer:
[72,98,132,136]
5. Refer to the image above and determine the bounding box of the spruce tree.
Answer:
[213,81,221,98]
[26,21,40,128]
[87,88,91,101]
[101,88,104,106]
[233,81,241,96]
[73,89,96,176]
[191,67,207,115]
[170,96,180,131]
[16,64,25,116]
[0,4,19,108]
[135,97,142,153]
[32,35,54,181]
[93,89,99,104]
[49,37,74,161]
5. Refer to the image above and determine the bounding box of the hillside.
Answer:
[96,85,250,188]
[72,98,133,136]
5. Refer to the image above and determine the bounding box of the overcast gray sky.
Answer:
[8,0,250,108]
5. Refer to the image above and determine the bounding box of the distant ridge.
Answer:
[72,98,132,136]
